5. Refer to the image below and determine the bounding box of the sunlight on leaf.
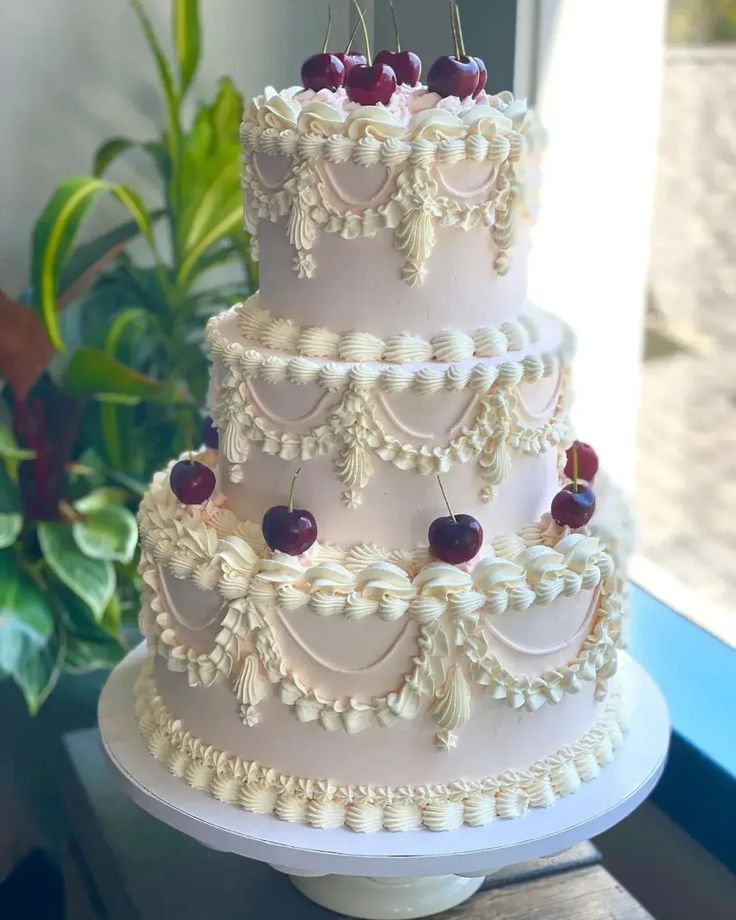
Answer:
[32,177,156,350]
[72,506,138,563]
[0,513,22,549]
[74,487,130,513]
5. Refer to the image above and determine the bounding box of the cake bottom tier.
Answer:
[135,656,628,833]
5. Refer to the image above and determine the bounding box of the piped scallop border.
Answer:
[207,306,575,396]
[234,294,541,364]
[135,656,628,833]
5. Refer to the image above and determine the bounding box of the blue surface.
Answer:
[629,585,736,778]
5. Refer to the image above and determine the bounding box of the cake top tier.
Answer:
[241,84,541,339]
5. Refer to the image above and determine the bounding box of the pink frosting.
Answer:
[293,83,510,128]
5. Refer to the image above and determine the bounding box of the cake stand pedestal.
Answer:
[99,646,669,919]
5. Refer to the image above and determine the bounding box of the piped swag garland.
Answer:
[241,101,527,284]
[207,318,573,507]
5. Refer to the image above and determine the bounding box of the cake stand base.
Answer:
[290,873,483,919]
[99,646,669,919]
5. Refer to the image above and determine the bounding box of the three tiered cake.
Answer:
[134,38,629,833]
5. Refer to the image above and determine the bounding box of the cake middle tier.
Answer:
[207,305,573,547]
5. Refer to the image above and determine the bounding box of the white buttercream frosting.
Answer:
[242,83,539,285]
[235,296,540,364]
[135,656,627,832]
[137,449,623,748]
[208,309,574,504]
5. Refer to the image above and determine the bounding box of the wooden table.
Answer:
[61,729,652,919]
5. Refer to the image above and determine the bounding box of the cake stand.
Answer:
[99,645,669,919]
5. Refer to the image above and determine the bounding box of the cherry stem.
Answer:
[322,5,333,53]
[453,1,467,58]
[389,0,401,52]
[572,445,579,493]
[288,467,302,514]
[437,475,457,523]
[449,0,461,59]
[345,10,362,52]
[353,0,371,63]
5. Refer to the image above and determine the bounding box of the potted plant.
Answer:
[0,0,255,713]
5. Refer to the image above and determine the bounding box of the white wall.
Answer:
[526,0,666,488]
[0,0,351,295]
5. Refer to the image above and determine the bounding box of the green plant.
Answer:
[0,0,254,712]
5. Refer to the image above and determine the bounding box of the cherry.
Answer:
[262,468,318,556]
[334,12,367,76]
[335,50,367,76]
[347,62,397,105]
[346,3,397,105]
[202,415,219,450]
[472,56,487,97]
[302,54,345,92]
[374,0,421,86]
[301,6,345,92]
[564,441,599,483]
[427,55,479,99]
[374,50,421,86]
[169,459,216,505]
[551,483,596,529]
[428,2,480,99]
[428,476,483,565]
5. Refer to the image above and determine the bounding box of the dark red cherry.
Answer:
[374,49,421,86]
[262,469,317,556]
[301,53,345,92]
[472,56,487,97]
[334,51,367,76]
[346,62,397,105]
[564,441,599,483]
[262,506,317,556]
[551,484,596,529]
[202,415,219,450]
[427,54,479,99]
[169,459,216,505]
[429,513,483,565]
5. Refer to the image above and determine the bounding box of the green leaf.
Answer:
[13,625,66,715]
[74,487,130,513]
[72,506,138,563]
[66,347,182,404]
[0,425,35,461]
[0,464,20,513]
[178,203,241,286]
[100,592,123,637]
[173,0,201,96]
[0,551,54,673]
[32,177,156,350]
[104,307,165,375]
[175,79,244,287]
[142,140,171,183]
[130,0,181,179]
[65,630,126,673]
[92,137,135,177]
[38,522,115,620]
[0,513,22,549]
[56,587,126,673]
[57,209,166,303]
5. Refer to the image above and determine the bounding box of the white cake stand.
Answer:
[99,645,669,919]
